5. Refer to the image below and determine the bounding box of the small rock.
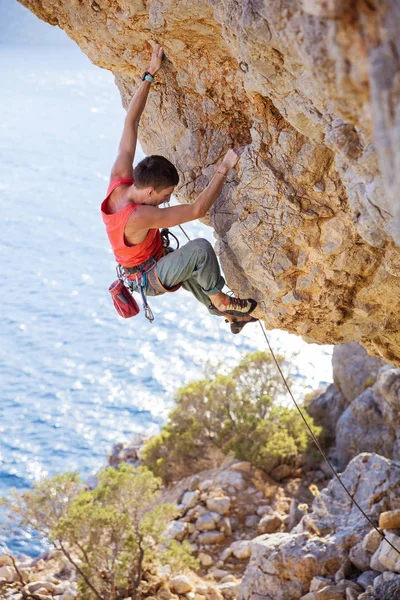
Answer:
[357,570,380,590]
[270,464,293,481]
[189,476,201,491]
[220,575,236,584]
[211,569,229,580]
[26,581,57,594]
[206,497,231,516]
[379,510,400,530]
[349,540,371,571]
[215,471,246,492]
[199,553,214,567]
[219,548,232,562]
[230,462,252,473]
[256,505,274,517]
[196,513,220,532]
[206,586,224,600]
[310,576,332,592]
[198,530,225,545]
[218,581,240,600]
[199,479,213,492]
[257,513,282,534]
[363,529,382,554]
[0,565,19,583]
[166,521,188,541]
[245,515,259,528]
[219,517,232,536]
[195,584,208,596]
[370,533,400,571]
[181,491,201,514]
[61,588,78,600]
[230,540,252,560]
[170,575,193,595]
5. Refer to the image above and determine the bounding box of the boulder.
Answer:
[239,454,400,600]
[335,387,395,469]
[332,343,387,404]
[306,383,347,442]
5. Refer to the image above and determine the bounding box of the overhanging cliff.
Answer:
[19,0,400,362]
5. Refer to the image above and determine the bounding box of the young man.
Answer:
[101,44,257,333]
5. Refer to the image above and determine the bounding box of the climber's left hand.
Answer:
[148,43,164,76]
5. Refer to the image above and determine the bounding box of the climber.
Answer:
[101,43,257,333]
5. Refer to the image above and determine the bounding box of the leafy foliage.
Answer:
[142,351,321,481]
[0,465,197,600]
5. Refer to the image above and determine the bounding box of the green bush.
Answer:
[142,351,322,481]
[1,465,197,600]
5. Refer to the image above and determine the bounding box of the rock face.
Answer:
[19,0,400,362]
[307,342,400,469]
[239,453,400,600]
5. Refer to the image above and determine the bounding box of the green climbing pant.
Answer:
[139,238,225,311]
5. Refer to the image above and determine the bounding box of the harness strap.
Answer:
[147,265,182,294]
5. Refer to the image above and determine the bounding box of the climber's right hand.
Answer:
[148,43,164,76]
[221,147,244,171]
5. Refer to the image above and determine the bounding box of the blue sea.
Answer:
[0,3,332,557]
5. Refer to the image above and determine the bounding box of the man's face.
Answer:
[151,185,175,206]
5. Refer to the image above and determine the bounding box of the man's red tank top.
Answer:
[101,177,162,267]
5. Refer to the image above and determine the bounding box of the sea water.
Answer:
[0,6,332,557]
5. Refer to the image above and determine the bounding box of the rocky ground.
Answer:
[4,342,400,600]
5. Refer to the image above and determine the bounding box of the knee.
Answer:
[191,238,214,255]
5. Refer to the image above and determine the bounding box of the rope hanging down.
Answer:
[178,222,400,557]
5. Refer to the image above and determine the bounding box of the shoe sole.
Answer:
[231,317,258,334]
[213,298,257,318]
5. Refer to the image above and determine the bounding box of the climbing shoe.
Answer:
[212,296,257,317]
[230,317,258,334]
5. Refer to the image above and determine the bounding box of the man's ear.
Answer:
[147,187,155,198]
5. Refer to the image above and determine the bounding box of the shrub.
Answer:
[142,351,321,481]
[0,465,197,600]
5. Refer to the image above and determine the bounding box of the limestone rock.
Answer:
[170,576,193,595]
[370,533,400,572]
[166,520,189,541]
[357,571,380,590]
[198,530,225,545]
[257,513,282,535]
[206,496,231,516]
[306,384,347,442]
[332,343,387,404]
[363,530,383,555]
[19,0,400,361]
[230,541,252,560]
[180,490,201,514]
[196,512,220,532]
[379,510,400,530]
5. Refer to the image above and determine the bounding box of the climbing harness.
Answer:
[176,223,400,557]
[112,228,181,324]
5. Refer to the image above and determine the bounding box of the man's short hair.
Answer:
[134,155,179,191]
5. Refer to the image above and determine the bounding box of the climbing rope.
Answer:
[177,222,400,556]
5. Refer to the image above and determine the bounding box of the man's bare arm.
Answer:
[110,44,164,181]
[128,150,242,231]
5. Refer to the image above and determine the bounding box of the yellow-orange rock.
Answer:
[19,0,400,362]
